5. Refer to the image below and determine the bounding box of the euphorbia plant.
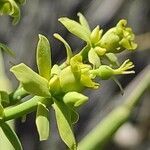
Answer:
[0,10,137,150]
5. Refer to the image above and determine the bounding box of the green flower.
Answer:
[99,19,137,53]
[91,59,135,80]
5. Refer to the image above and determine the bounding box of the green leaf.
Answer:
[77,12,91,35]
[88,48,100,68]
[36,34,51,80]
[0,91,10,107]
[0,104,4,120]
[36,102,50,141]
[53,33,73,63]
[53,99,77,150]
[0,122,23,150]
[0,42,15,56]
[59,17,90,43]
[10,63,51,97]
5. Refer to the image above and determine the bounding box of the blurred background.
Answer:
[0,0,150,149]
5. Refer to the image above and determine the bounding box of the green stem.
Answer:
[124,66,150,109]
[4,96,52,121]
[78,65,150,150]
[9,87,29,105]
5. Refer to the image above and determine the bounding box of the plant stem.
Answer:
[124,66,150,109]
[4,96,52,121]
[78,65,150,150]
[9,87,29,105]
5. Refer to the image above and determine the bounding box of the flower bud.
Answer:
[94,46,106,56]
[90,26,102,44]
[63,92,88,107]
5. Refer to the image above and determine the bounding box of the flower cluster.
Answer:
[9,13,137,150]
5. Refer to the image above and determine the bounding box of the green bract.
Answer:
[8,13,137,150]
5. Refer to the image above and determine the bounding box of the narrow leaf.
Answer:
[0,91,10,107]
[54,33,72,63]
[59,17,90,43]
[0,122,23,150]
[0,104,4,120]
[10,63,51,97]
[53,99,77,150]
[0,42,15,56]
[36,102,50,141]
[77,12,91,34]
[37,34,51,80]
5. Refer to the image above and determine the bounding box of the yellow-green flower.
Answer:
[99,19,137,53]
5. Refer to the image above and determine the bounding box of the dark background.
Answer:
[0,0,150,149]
